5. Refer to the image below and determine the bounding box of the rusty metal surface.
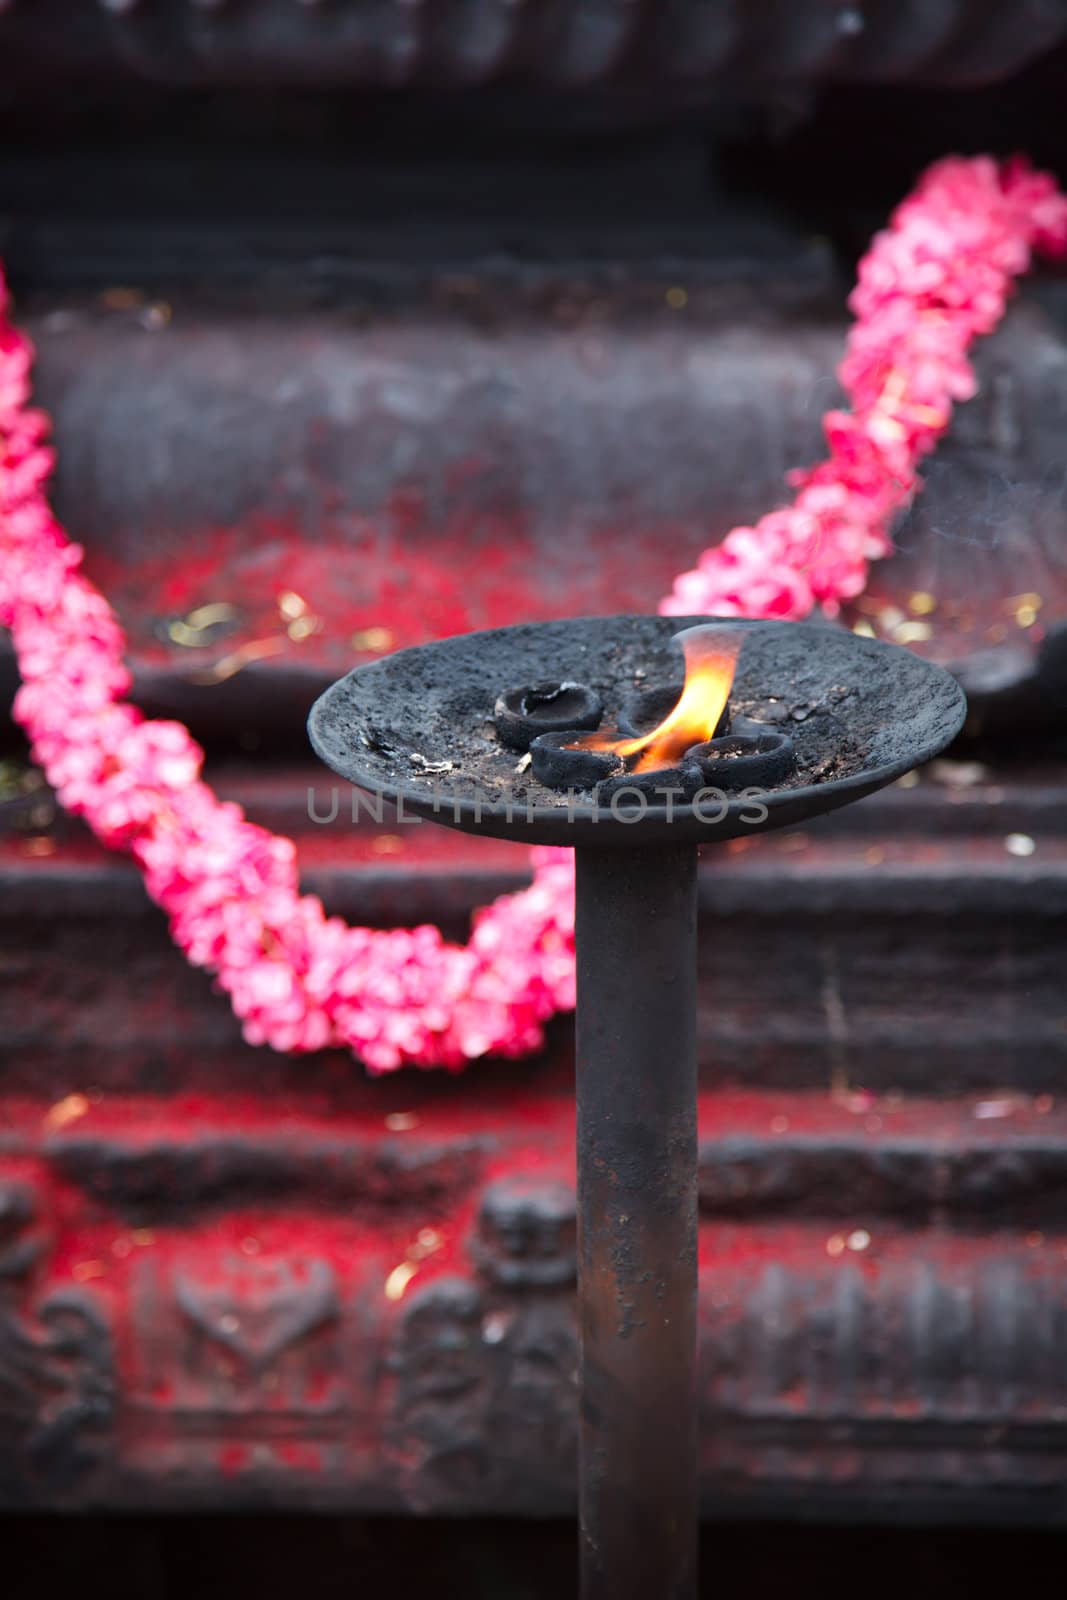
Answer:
[575,847,699,1597]
[1,0,1065,92]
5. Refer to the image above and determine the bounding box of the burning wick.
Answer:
[568,625,740,773]
[528,624,797,797]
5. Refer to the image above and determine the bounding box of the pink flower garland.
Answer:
[1,156,1065,1072]
[663,157,1067,619]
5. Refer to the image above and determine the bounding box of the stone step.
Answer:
[2,764,1066,1096]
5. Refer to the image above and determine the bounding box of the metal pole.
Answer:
[574,843,699,1600]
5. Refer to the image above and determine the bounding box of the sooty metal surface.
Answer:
[308,615,968,848]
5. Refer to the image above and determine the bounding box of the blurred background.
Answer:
[3,3,1067,1593]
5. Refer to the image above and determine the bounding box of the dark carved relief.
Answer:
[0,1183,43,1281]
[490,1297,577,1508]
[472,1177,577,1289]
[388,1276,493,1507]
[388,1179,578,1511]
[131,1249,343,1456]
[0,1180,114,1499]
[121,1250,348,1487]
[174,1258,339,1382]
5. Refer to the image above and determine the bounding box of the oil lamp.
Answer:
[309,614,967,1600]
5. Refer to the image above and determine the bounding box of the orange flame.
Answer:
[570,625,742,773]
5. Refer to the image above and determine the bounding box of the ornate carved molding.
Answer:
[0,1180,114,1500]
